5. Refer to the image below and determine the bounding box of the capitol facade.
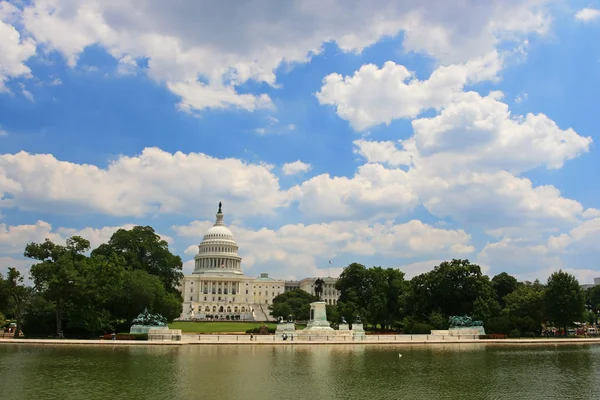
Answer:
[178,203,340,321]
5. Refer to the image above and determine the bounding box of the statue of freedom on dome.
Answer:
[218,201,222,213]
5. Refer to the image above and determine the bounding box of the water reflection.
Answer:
[1,343,599,400]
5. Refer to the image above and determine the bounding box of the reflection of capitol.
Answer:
[178,203,340,321]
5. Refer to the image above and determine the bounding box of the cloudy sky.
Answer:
[1,0,599,283]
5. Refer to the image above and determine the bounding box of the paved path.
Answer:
[3,335,600,346]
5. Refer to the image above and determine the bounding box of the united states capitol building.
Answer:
[178,203,340,321]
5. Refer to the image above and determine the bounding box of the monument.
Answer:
[129,308,182,341]
[130,308,168,334]
[430,315,485,338]
[305,301,334,331]
[338,316,350,331]
[275,315,295,334]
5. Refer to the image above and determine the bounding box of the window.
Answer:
[204,297,207,301]
[265,300,268,304]
[218,289,222,294]
[224,289,228,295]
[212,297,215,301]
[212,289,216,294]
[232,298,235,302]
[218,297,221,301]
[245,290,248,294]
[190,281,194,285]
[190,288,193,293]
[189,297,192,301]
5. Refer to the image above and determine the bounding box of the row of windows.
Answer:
[198,305,248,313]
[200,246,236,253]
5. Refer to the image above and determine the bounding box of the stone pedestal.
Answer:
[352,323,365,337]
[147,328,182,341]
[305,301,333,331]
[338,323,350,331]
[275,322,296,333]
[449,327,486,336]
[130,325,166,334]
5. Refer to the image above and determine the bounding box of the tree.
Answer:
[4,268,33,338]
[545,270,584,336]
[25,236,90,336]
[270,290,318,321]
[504,280,546,334]
[406,259,498,321]
[336,263,407,329]
[491,272,519,306]
[91,226,183,293]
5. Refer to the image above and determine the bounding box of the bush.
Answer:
[508,329,521,338]
[245,327,275,334]
[406,323,434,334]
[480,334,507,339]
[522,331,536,338]
[115,333,148,340]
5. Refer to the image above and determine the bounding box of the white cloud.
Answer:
[116,54,138,75]
[392,259,447,279]
[174,218,474,279]
[0,128,7,137]
[0,147,290,217]
[0,3,37,92]
[316,51,502,130]
[583,208,600,219]
[282,160,311,176]
[575,8,600,22]
[290,163,419,220]
[19,83,33,101]
[16,0,552,112]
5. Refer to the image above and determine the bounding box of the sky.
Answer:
[1,0,600,284]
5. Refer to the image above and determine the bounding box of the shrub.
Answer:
[480,334,507,339]
[522,331,536,338]
[407,323,434,334]
[245,327,275,334]
[115,333,148,340]
[508,329,521,338]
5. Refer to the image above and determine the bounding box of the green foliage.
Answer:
[503,280,546,335]
[22,227,183,337]
[485,314,512,334]
[428,311,447,330]
[508,329,521,338]
[91,226,183,293]
[491,272,519,306]
[270,289,318,320]
[545,270,584,334]
[585,286,600,312]
[116,333,148,340]
[245,327,276,334]
[2,268,33,338]
[336,263,408,329]
[326,304,339,323]
[406,259,497,321]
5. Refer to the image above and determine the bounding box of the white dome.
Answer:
[203,225,235,242]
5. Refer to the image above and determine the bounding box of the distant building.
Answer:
[581,277,600,290]
[178,203,339,321]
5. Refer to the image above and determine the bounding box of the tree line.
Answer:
[272,259,593,336]
[0,226,183,338]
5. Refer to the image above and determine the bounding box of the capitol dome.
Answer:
[193,202,242,275]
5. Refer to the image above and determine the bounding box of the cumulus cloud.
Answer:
[173,218,474,279]
[0,2,36,92]
[282,160,311,176]
[575,8,600,22]
[0,147,289,217]
[317,51,502,130]
[13,0,552,111]
[0,220,173,256]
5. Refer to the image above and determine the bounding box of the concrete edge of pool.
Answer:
[3,337,600,346]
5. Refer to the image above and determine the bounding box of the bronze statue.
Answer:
[131,308,167,327]
[314,278,325,299]
[448,315,483,327]
[218,201,222,213]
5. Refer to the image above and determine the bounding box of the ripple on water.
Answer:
[1,343,599,400]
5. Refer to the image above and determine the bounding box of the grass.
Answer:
[169,321,278,333]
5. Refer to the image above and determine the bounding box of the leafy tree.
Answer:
[406,259,498,321]
[504,280,546,334]
[336,263,407,328]
[92,226,183,293]
[110,269,182,323]
[585,286,600,312]
[4,268,33,338]
[545,270,584,336]
[270,289,318,321]
[25,236,90,336]
[325,304,339,323]
[491,272,519,306]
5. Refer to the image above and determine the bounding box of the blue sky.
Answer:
[1,0,600,283]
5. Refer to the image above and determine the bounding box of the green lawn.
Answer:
[169,321,277,333]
